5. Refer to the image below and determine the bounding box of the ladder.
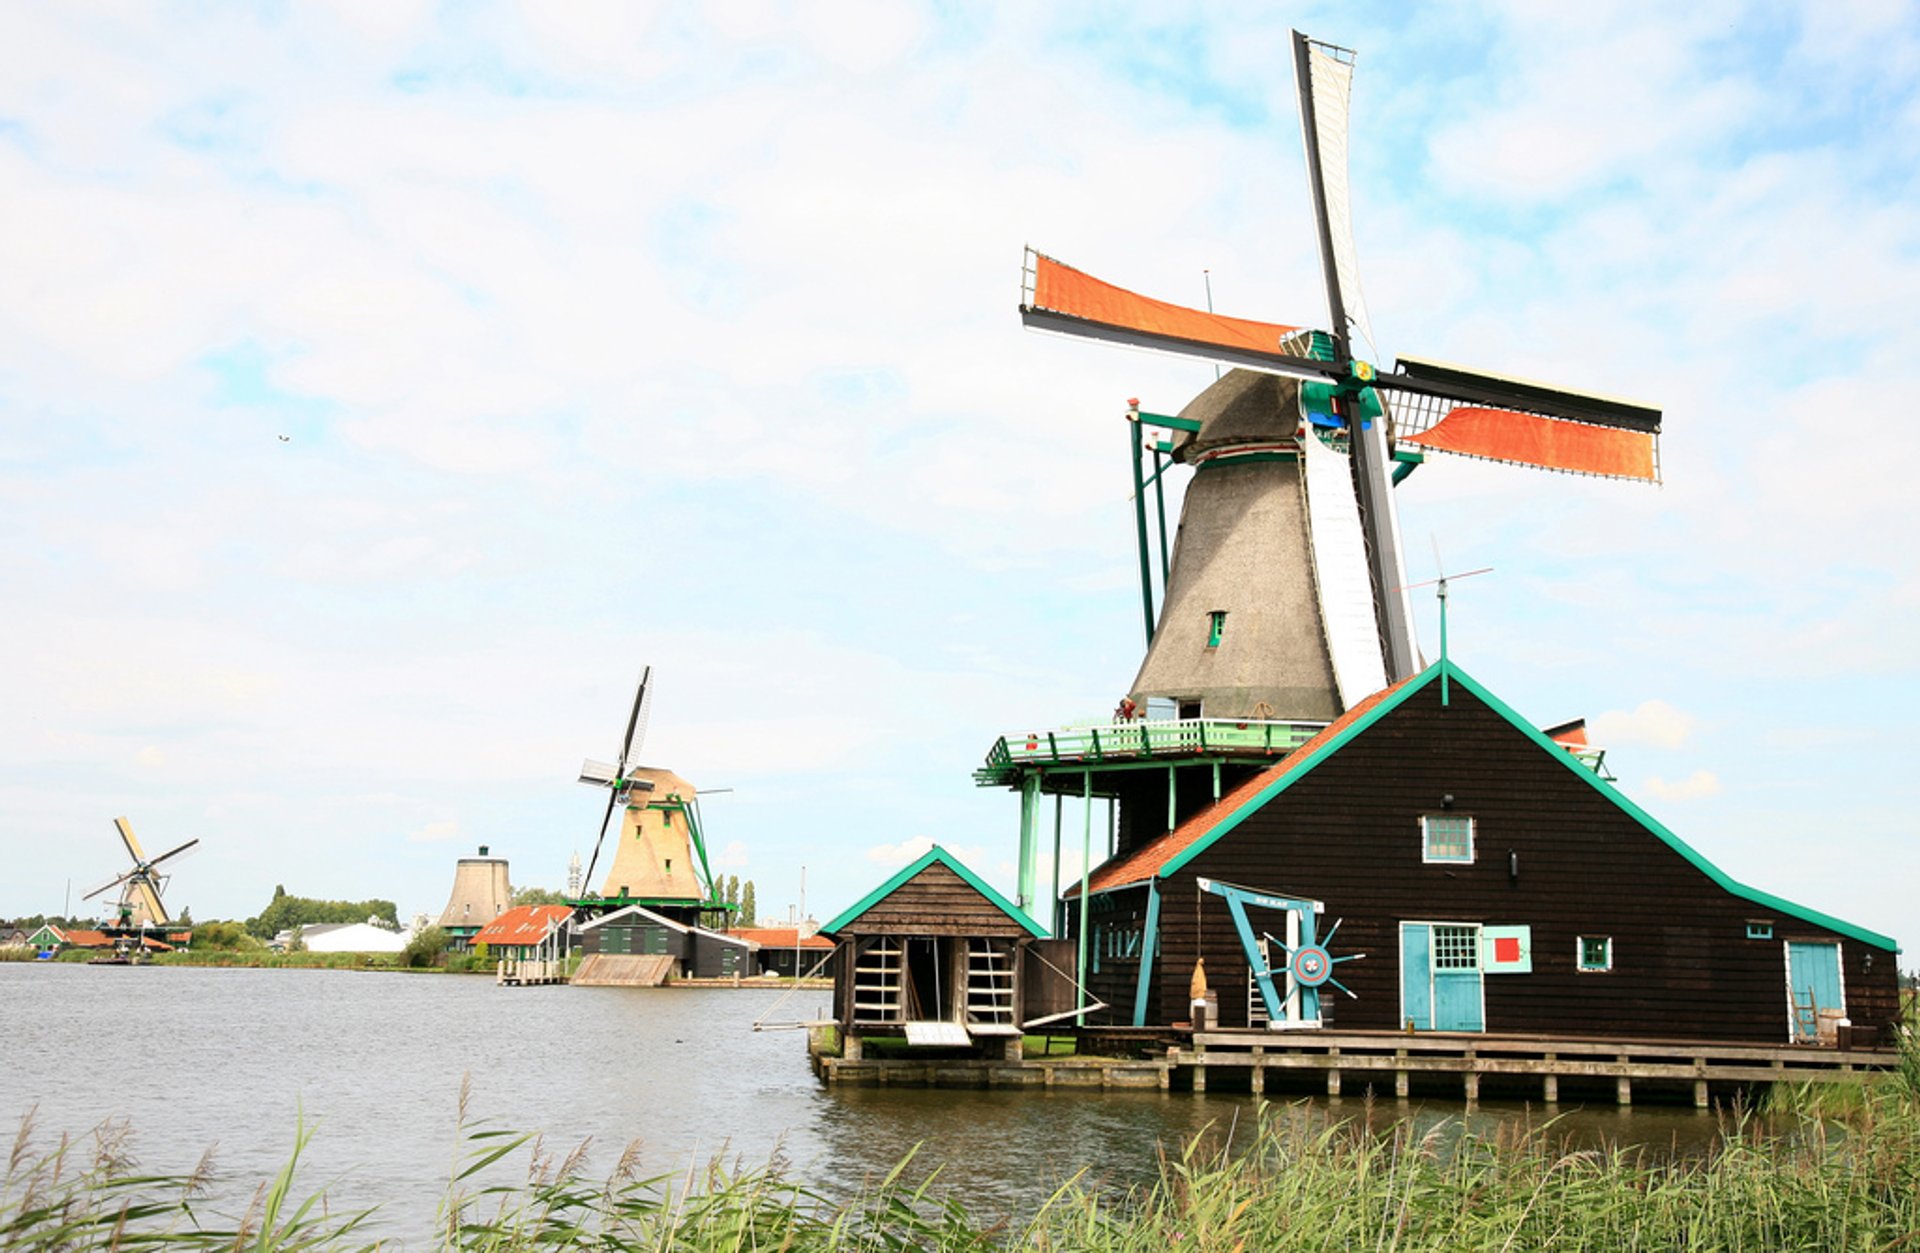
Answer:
[1247,938,1271,1027]
[853,940,902,1023]
[965,939,1016,1029]
[1792,986,1820,1043]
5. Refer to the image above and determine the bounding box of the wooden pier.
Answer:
[496,956,569,986]
[816,1028,1896,1104]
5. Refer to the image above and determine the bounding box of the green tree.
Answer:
[403,926,448,969]
[725,875,740,911]
[513,886,568,906]
[245,892,401,939]
[740,880,756,927]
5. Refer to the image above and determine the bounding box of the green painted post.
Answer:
[1052,793,1064,935]
[1152,447,1171,585]
[1129,414,1157,645]
[1018,773,1039,912]
[1133,880,1162,1027]
[1077,772,1092,1022]
[1167,764,1177,831]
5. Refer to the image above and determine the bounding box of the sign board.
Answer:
[1482,925,1533,974]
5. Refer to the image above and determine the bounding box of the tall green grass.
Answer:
[8,1027,1919,1251]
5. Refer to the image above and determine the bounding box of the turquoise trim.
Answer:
[819,845,1046,939]
[1152,660,1898,953]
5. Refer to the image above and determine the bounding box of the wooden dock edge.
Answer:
[813,1029,1895,1104]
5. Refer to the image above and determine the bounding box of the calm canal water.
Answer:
[2,964,1725,1241]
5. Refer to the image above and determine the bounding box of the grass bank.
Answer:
[8,1031,1917,1250]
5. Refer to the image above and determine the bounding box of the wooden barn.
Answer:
[573,902,753,985]
[1062,659,1900,1046]
[818,846,1073,1059]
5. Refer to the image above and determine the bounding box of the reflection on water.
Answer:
[1,965,1728,1240]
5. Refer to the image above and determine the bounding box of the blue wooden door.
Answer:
[1787,942,1843,1039]
[1400,923,1433,1030]
[1431,924,1485,1032]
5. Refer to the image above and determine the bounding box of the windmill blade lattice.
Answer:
[579,668,659,893]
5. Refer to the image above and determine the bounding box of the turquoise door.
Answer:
[1787,942,1843,1040]
[1401,923,1484,1032]
[1401,924,1433,1030]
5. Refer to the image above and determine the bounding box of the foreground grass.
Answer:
[8,1034,1919,1251]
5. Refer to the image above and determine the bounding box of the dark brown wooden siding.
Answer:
[1071,680,1898,1044]
[837,862,1032,938]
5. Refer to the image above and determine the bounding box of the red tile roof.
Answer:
[472,905,572,946]
[728,927,833,949]
[62,929,111,948]
[1076,677,1417,894]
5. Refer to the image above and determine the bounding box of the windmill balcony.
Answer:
[975,716,1327,787]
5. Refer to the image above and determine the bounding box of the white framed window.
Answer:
[1421,814,1475,863]
[1577,935,1613,972]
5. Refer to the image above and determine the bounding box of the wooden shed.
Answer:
[819,846,1071,1059]
[574,902,753,982]
[1065,659,1901,1047]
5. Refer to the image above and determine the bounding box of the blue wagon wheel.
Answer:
[1292,944,1334,987]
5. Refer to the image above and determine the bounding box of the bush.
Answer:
[402,926,448,969]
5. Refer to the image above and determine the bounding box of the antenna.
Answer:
[1203,269,1220,381]
[1400,544,1491,705]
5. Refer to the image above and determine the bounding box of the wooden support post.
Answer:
[1251,1063,1265,1095]
[1395,1048,1409,1099]
[1192,1040,1206,1092]
[1694,1079,1709,1108]
[1327,1067,1342,1098]
[1463,1071,1479,1103]
[1543,1073,1558,1103]
[1617,1056,1632,1105]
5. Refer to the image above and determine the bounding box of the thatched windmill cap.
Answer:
[1170,370,1303,463]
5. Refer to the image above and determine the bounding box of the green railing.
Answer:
[977,717,1326,782]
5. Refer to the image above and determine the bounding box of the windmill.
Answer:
[575,668,717,918]
[83,817,196,929]
[1020,30,1661,716]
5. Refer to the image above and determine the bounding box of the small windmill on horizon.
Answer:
[1020,30,1663,722]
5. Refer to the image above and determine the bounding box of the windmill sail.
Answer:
[1295,35,1375,357]
[1021,250,1333,380]
[1301,427,1392,705]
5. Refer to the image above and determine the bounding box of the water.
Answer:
[1,964,1726,1240]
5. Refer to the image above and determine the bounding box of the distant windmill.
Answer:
[83,817,197,928]
[576,668,715,917]
[1020,30,1661,718]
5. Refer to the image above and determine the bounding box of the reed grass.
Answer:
[8,1026,1918,1251]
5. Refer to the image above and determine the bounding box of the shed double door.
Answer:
[1401,922,1484,1033]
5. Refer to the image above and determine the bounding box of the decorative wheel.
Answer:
[1292,944,1333,986]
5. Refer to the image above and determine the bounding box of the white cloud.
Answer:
[409,820,461,844]
[1642,770,1723,802]
[864,836,934,867]
[1590,700,1696,750]
[711,840,750,871]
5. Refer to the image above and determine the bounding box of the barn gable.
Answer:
[1094,659,1895,953]
[1062,658,1897,1043]
[821,846,1044,939]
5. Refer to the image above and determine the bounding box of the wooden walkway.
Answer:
[816,1028,1896,1104]
[1179,1029,1894,1107]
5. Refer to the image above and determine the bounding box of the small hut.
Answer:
[438,845,511,948]
[818,846,1068,1060]
[472,904,573,985]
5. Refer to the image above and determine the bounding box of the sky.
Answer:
[2,1,1915,957]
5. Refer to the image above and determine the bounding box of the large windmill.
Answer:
[575,668,717,919]
[1020,30,1661,717]
[83,817,197,929]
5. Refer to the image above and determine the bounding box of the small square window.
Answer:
[1746,922,1773,940]
[1421,814,1474,863]
[1207,610,1227,648]
[1578,936,1613,972]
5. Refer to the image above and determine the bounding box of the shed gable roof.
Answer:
[1080,659,1896,952]
[820,844,1045,938]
